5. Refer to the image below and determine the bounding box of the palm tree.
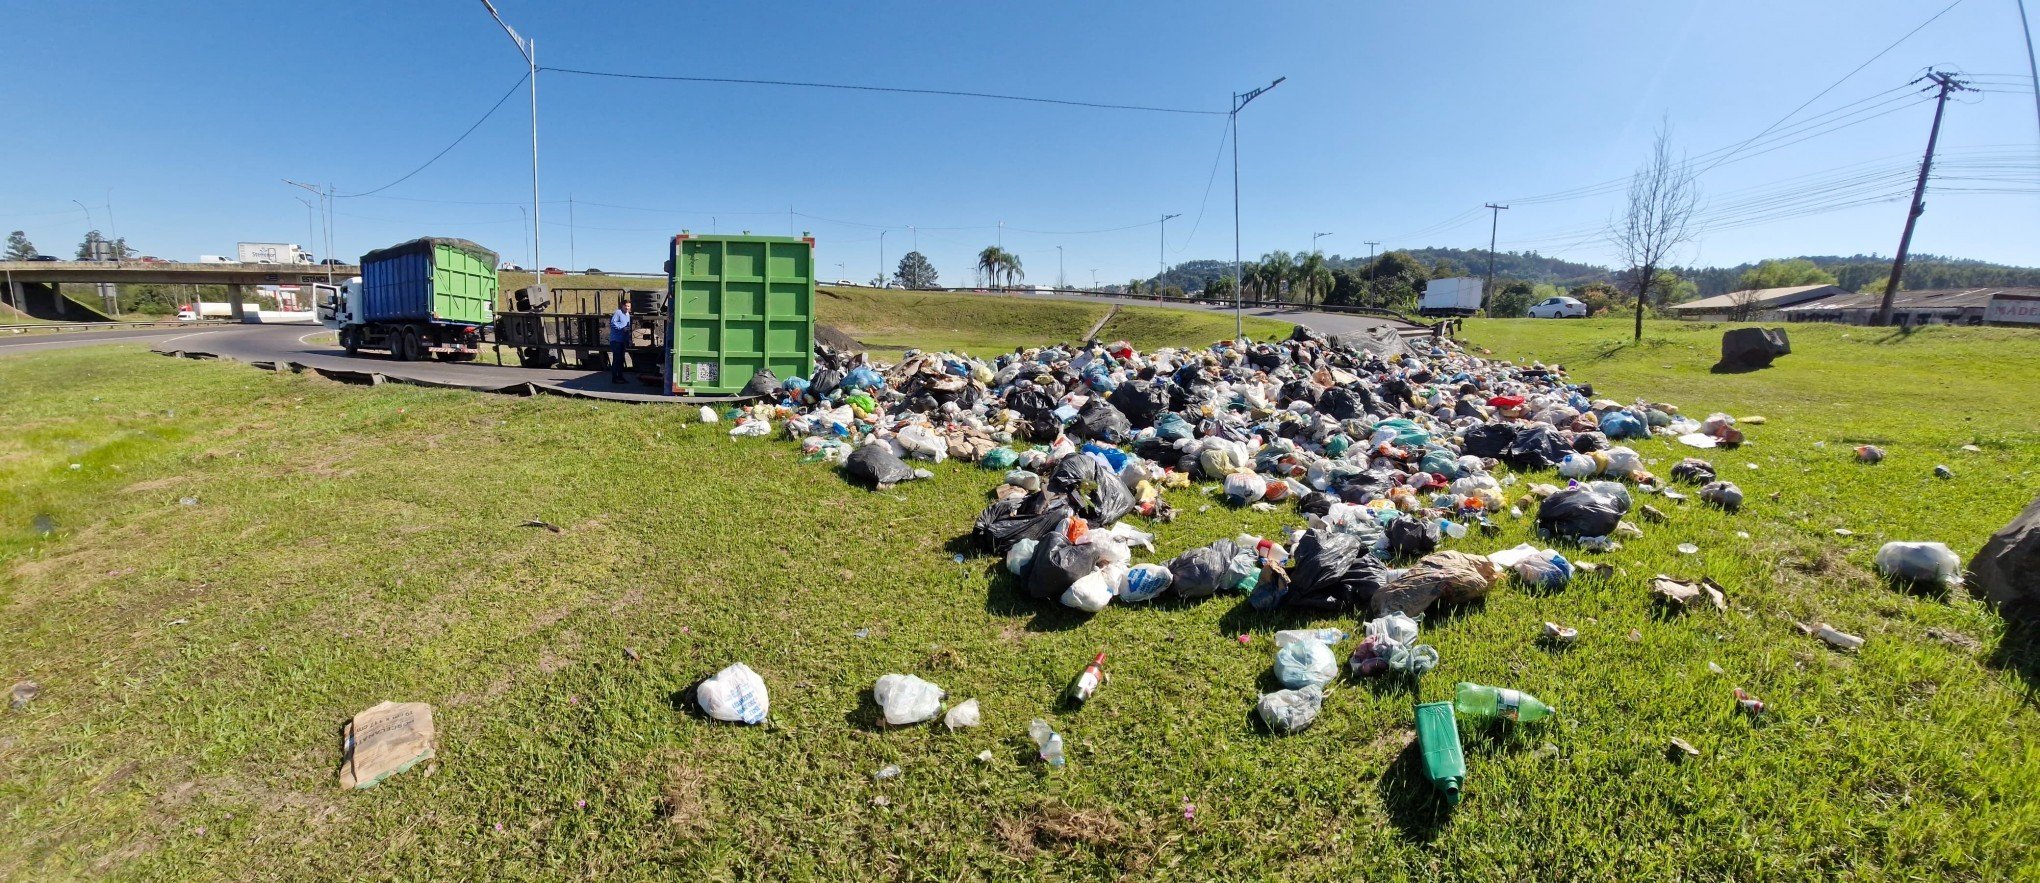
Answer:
[976,246,1005,288]
[1259,251,1295,303]
[1237,261,1261,299]
[1000,251,1024,289]
[1296,252,1332,309]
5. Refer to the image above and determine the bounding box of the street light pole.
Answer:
[1159,213,1181,296]
[1056,245,1064,289]
[480,0,540,274]
[1230,76,1285,339]
[879,229,887,287]
[1090,268,1099,290]
[284,179,335,284]
[1312,232,1331,254]
[72,199,94,242]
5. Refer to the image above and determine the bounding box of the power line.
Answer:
[541,65,1226,116]
[336,72,530,198]
[1171,115,1235,254]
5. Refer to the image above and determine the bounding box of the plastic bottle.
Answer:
[1029,718,1065,767]
[1453,681,1556,722]
[1065,652,1107,707]
[1414,701,1466,805]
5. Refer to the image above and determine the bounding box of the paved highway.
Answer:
[5,299,1427,403]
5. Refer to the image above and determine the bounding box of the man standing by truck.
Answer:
[608,300,632,383]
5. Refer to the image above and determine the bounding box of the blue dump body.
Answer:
[357,238,497,326]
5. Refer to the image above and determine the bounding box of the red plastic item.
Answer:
[1488,395,1525,408]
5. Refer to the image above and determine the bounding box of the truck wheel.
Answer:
[340,327,360,356]
[393,327,415,361]
[406,327,426,362]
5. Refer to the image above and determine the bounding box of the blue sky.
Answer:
[3,0,2035,285]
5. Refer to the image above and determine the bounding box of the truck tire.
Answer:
[394,326,416,361]
[340,327,360,356]
[406,327,426,362]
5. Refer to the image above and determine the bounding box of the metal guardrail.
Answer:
[0,320,223,333]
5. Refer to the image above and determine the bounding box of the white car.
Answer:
[1527,296,1588,319]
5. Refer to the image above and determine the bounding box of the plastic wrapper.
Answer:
[696,663,770,724]
[872,674,946,726]
[1257,684,1324,734]
[1273,638,1339,688]
[1874,541,1964,585]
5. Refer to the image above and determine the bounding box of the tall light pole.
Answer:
[1231,76,1285,339]
[909,225,917,252]
[1312,232,1331,254]
[878,229,888,287]
[1158,213,1181,296]
[295,197,318,263]
[1056,245,1064,289]
[1090,268,1099,290]
[284,179,335,284]
[72,200,94,239]
[480,0,541,276]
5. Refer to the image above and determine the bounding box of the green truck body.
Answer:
[666,233,815,395]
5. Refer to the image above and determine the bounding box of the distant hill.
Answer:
[1154,249,2040,296]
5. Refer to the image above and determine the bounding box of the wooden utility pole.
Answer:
[1876,71,1970,326]
[1483,204,1508,310]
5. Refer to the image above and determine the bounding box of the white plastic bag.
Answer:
[1557,453,1597,479]
[1117,563,1173,602]
[1363,613,1420,647]
[872,673,946,726]
[1273,638,1339,688]
[1603,446,1642,476]
[1005,538,1039,577]
[1486,544,1542,569]
[1275,627,1349,648]
[943,698,982,730]
[728,420,771,438]
[697,663,769,724]
[1061,571,1114,612]
[1257,684,1324,734]
[1874,541,1964,585]
[1223,471,1268,503]
[698,406,720,424]
[897,424,948,463]
[1106,522,1155,552]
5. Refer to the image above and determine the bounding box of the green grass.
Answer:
[0,318,2036,880]
[818,285,1294,356]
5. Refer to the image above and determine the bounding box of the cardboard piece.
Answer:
[338,701,436,790]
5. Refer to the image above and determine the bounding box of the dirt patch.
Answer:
[993,801,1125,859]
[924,646,966,671]
[607,587,645,614]
[815,323,864,352]
[997,621,1029,646]
[119,476,187,494]
[535,650,572,675]
[659,762,712,831]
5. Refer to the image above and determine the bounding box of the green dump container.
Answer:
[667,233,814,396]
[1414,700,1466,804]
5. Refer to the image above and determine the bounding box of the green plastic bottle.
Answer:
[1414,701,1465,804]
[1453,682,1556,722]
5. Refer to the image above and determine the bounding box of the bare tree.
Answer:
[1726,287,1764,322]
[1611,123,1699,341]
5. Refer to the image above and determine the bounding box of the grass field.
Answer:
[1,316,2036,880]
[816,285,1295,356]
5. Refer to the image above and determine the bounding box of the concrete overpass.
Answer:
[0,260,360,321]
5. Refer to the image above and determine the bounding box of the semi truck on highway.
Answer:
[177,302,234,321]
[318,237,495,361]
[236,242,315,264]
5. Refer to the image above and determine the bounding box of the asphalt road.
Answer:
[7,299,1428,404]
[0,325,210,355]
[971,288,1423,339]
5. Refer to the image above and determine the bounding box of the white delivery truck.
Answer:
[235,242,314,264]
[176,302,235,321]
[1420,277,1484,317]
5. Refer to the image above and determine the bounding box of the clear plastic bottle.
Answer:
[1029,718,1065,767]
[1453,681,1556,722]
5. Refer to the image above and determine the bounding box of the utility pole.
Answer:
[1056,245,1064,289]
[1158,213,1180,294]
[480,0,540,274]
[1365,240,1380,263]
[568,195,576,271]
[1230,76,1285,339]
[1483,203,1509,310]
[1877,70,1971,326]
[879,230,888,288]
[1311,232,1331,254]
[1090,268,1099,290]
[284,180,335,284]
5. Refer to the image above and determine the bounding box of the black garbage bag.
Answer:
[1026,530,1097,600]
[1280,378,1322,406]
[1284,531,1391,612]
[1318,387,1365,421]
[1671,457,1717,484]
[1537,486,1624,538]
[844,444,915,488]
[1296,491,1337,517]
[1024,418,1063,444]
[1071,399,1132,443]
[739,368,779,398]
[1107,381,1169,429]
[1461,423,1517,458]
[1290,324,1326,344]
[1168,539,1237,599]
[1048,454,1135,525]
[810,367,845,399]
[971,491,1074,554]
[1501,424,1570,470]
[1132,435,1178,462]
[1248,347,1286,372]
[1005,386,1059,424]
[1378,378,1416,411]
[1572,431,1609,453]
[1385,517,1440,559]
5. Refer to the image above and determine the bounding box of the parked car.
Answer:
[582,268,603,274]
[320,258,348,266]
[542,267,565,275]
[1527,296,1588,319]
[501,263,524,271]
[28,254,60,262]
